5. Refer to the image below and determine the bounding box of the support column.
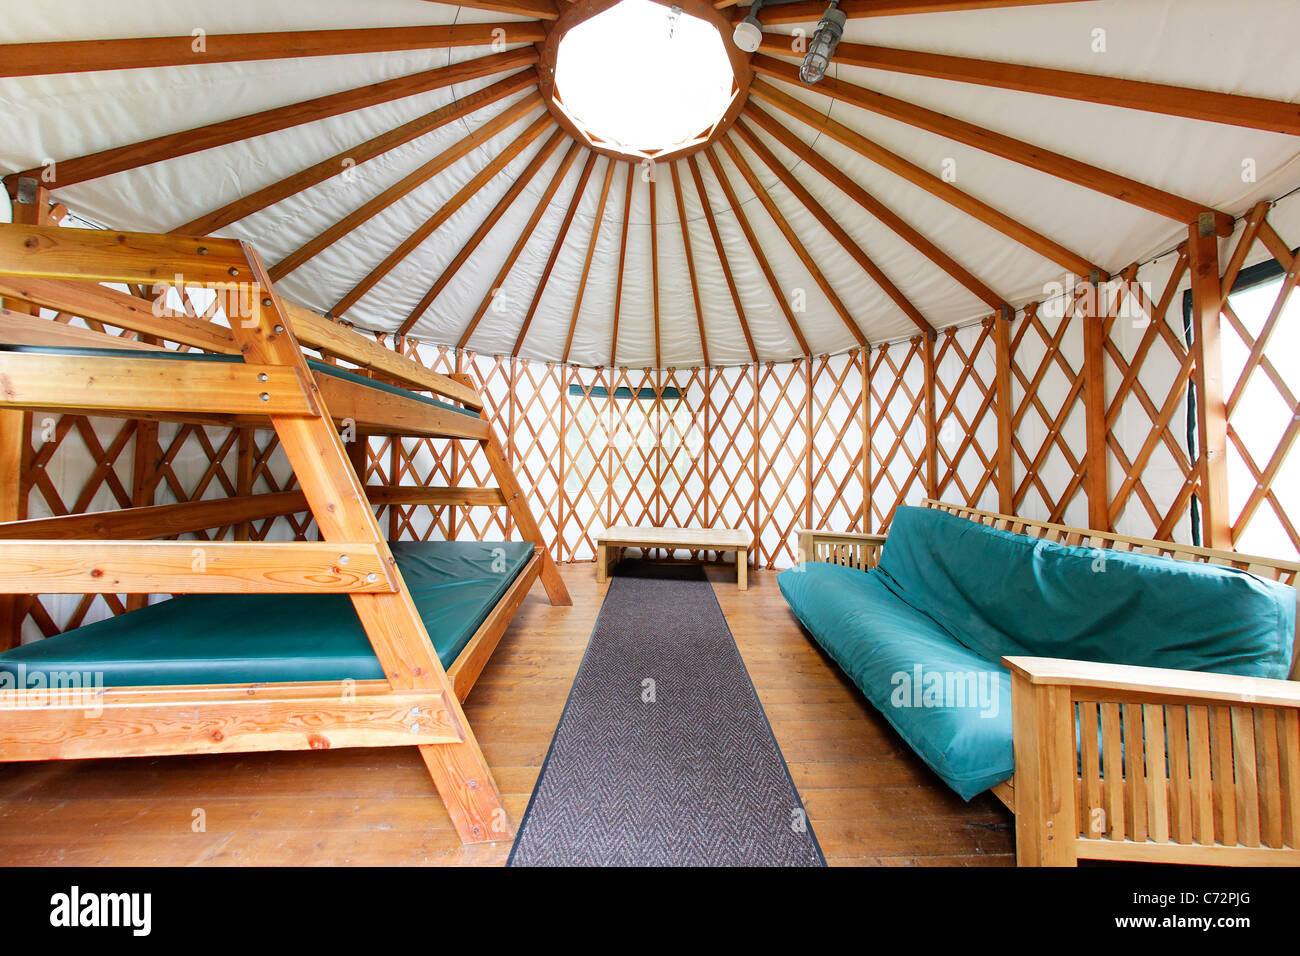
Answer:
[862,346,872,533]
[1081,275,1111,531]
[1188,215,1231,550]
[1,177,59,647]
[993,308,1016,514]
[921,332,939,500]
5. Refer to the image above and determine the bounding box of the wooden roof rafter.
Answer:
[742,103,1007,312]
[3,47,538,194]
[748,0,1098,23]
[750,79,1107,279]
[399,128,570,336]
[332,115,556,316]
[561,158,618,364]
[668,162,712,367]
[176,70,538,236]
[733,119,933,334]
[270,93,544,281]
[717,136,869,348]
[511,151,601,357]
[456,141,584,350]
[750,54,1235,234]
[609,163,635,367]
[685,154,763,362]
[701,148,812,357]
[0,22,547,77]
[785,38,1300,137]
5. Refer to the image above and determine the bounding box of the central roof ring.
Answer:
[538,0,754,168]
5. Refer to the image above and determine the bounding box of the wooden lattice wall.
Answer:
[10,209,1298,642]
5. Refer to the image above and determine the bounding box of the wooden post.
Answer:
[862,346,872,533]
[921,331,939,499]
[804,356,813,530]
[0,177,57,646]
[993,308,1015,513]
[1188,215,1231,550]
[1082,275,1111,531]
[1010,672,1079,866]
[126,420,161,612]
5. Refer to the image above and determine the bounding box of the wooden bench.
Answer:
[596,526,751,590]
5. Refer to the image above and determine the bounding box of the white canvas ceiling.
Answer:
[1,0,1298,368]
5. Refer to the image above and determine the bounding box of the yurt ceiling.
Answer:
[3,0,1299,369]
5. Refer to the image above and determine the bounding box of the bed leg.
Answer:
[418,735,513,844]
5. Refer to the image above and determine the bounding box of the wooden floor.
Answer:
[0,563,1014,866]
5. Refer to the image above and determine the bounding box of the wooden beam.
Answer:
[562,159,617,364]
[0,275,238,352]
[809,40,1300,137]
[457,141,583,349]
[176,72,537,236]
[750,54,1233,234]
[363,485,506,508]
[610,164,634,367]
[284,301,482,409]
[314,373,489,441]
[734,118,933,333]
[702,148,810,356]
[4,49,538,192]
[0,225,251,287]
[331,114,553,315]
[0,490,310,540]
[0,308,164,351]
[416,0,559,20]
[922,332,939,497]
[0,351,317,418]
[399,128,567,336]
[718,137,868,347]
[270,93,543,281]
[750,79,1106,279]
[758,0,1098,24]
[1188,219,1231,549]
[0,684,460,763]
[0,540,397,594]
[0,23,546,77]
[744,103,1008,312]
[686,155,762,361]
[669,162,711,366]
[511,152,599,357]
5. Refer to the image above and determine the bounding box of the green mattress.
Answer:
[0,540,535,687]
[0,344,480,419]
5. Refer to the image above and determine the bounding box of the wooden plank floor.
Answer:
[0,563,1013,866]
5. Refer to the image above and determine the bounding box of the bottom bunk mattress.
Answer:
[0,540,535,687]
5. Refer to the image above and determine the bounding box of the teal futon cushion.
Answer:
[0,540,534,687]
[780,562,1013,799]
[779,507,1296,800]
[877,506,1295,680]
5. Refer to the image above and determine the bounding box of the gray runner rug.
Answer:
[508,559,824,867]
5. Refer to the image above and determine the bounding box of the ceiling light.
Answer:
[732,0,764,53]
[800,0,845,85]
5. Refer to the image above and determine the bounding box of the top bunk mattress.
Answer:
[0,540,535,687]
[0,344,480,419]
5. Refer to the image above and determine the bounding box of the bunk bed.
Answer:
[0,219,571,845]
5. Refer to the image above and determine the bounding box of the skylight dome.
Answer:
[552,0,738,159]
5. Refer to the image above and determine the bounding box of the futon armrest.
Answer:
[796,528,888,570]
[1003,656,1300,707]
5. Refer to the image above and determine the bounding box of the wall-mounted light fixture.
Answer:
[800,0,845,84]
[732,0,764,53]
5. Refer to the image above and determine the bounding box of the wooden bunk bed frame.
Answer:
[800,500,1300,866]
[0,219,571,845]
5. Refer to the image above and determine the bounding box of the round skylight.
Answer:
[552,0,738,159]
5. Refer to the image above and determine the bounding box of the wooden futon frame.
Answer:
[0,218,571,845]
[800,500,1300,866]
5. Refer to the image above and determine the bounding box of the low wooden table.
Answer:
[595,526,752,590]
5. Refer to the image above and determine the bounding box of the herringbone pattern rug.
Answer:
[509,560,824,866]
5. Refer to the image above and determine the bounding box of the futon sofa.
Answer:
[781,501,1300,866]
